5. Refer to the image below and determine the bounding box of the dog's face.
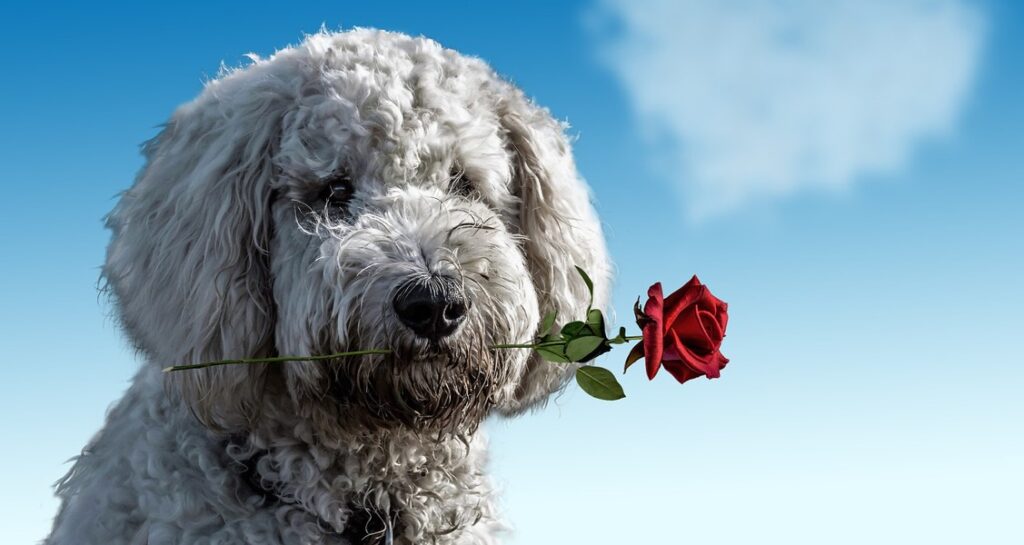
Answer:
[270,62,540,430]
[104,30,608,435]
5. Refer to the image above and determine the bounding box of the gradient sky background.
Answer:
[2,1,1021,543]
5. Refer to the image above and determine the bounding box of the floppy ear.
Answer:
[495,86,612,414]
[104,83,283,429]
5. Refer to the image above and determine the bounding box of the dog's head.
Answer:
[105,29,609,434]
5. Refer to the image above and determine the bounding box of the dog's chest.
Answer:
[234,433,499,545]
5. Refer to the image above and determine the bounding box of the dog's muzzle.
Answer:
[392,276,470,342]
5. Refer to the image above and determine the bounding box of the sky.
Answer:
[1,1,1021,543]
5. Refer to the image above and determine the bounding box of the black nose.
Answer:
[393,277,469,341]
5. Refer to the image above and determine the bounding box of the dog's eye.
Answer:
[320,171,355,208]
[450,169,473,197]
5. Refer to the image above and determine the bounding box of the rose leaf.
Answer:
[536,344,570,363]
[566,335,606,362]
[575,366,626,400]
[539,311,557,335]
[575,265,595,310]
[539,333,563,345]
[561,321,588,340]
[585,308,606,337]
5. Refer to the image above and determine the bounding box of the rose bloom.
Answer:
[628,276,729,383]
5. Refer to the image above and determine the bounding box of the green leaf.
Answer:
[540,333,563,345]
[565,335,606,362]
[623,342,645,372]
[585,308,606,336]
[575,366,626,400]
[536,343,570,363]
[575,265,595,310]
[561,321,588,340]
[539,311,557,336]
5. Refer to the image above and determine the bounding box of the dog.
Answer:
[45,29,609,545]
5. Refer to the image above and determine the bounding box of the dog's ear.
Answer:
[494,85,612,414]
[104,81,283,429]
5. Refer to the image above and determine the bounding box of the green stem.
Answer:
[164,334,645,372]
[162,349,392,372]
[491,340,566,349]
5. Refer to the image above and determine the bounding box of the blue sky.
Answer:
[1,1,1021,543]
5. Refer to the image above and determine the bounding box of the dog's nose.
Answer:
[393,277,469,341]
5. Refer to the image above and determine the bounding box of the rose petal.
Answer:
[670,305,716,354]
[705,293,728,334]
[641,282,664,380]
[661,275,705,328]
[662,360,703,384]
[667,328,721,379]
[697,308,724,346]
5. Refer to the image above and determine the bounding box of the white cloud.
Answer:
[590,0,986,218]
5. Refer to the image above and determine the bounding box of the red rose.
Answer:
[627,276,729,384]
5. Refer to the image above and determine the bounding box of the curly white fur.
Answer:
[46,29,609,545]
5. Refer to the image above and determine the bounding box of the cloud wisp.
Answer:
[590,0,986,219]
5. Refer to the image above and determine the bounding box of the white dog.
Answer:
[46,29,609,545]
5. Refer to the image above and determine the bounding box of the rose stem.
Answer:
[162,349,392,372]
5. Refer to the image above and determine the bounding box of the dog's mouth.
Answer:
[395,340,465,362]
[315,336,503,434]
[378,325,491,363]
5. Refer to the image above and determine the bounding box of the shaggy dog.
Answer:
[46,29,609,545]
